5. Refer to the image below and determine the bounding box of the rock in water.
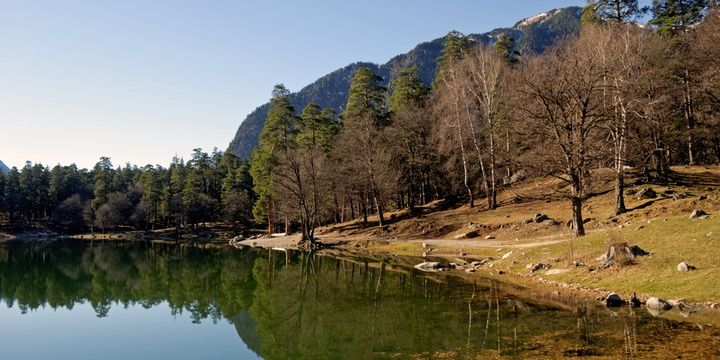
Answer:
[646,297,672,316]
[604,292,624,307]
[677,262,697,272]
[414,262,441,272]
[689,209,708,219]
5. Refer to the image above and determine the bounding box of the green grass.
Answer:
[506,213,720,302]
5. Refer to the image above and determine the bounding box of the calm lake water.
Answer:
[1,241,719,359]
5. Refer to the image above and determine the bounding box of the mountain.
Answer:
[0,160,9,175]
[227,7,583,159]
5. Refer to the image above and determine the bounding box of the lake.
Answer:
[1,241,719,359]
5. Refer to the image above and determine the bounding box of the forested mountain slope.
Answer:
[227,7,582,159]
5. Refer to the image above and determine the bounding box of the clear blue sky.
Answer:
[2,0,596,169]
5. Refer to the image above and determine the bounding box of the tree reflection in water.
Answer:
[1,242,718,359]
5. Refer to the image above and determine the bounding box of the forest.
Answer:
[1,1,718,242]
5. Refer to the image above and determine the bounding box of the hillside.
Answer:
[227,7,583,159]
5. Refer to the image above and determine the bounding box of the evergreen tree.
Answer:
[651,0,710,34]
[5,168,21,222]
[493,34,520,65]
[91,157,114,211]
[250,84,297,231]
[0,172,5,214]
[343,67,388,127]
[164,157,186,228]
[389,67,430,114]
[582,0,649,23]
[433,30,472,89]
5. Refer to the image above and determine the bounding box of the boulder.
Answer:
[646,297,672,316]
[689,209,708,219]
[544,219,559,226]
[629,245,650,257]
[454,230,480,239]
[636,188,657,199]
[677,262,697,272]
[629,293,642,307]
[604,292,624,307]
[530,263,549,272]
[521,219,534,225]
[414,262,442,272]
[509,169,527,184]
[533,213,549,223]
[465,268,476,273]
[485,235,496,240]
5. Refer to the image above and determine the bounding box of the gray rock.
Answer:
[629,245,650,257]
[604,292,624,307]
[521,219,534,225]
[677,262,696,272]
[454,230,480,239]
[636,188,657,199]
[485,235,496,240]
[533,213,549,223]
[646,297,672,316]
[415,262,441,272]
[544,219,559,226]
[689,209,708,219]
[509,169,527,184]
[530,263,549,272]
[465,268,476,273]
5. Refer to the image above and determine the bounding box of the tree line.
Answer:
[250,0,720,243]
[2,1,717,241]
[0,149,255,233]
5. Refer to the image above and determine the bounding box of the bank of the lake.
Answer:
[3,240,720,359]
[242,167,720,308]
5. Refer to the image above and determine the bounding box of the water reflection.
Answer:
[0,241,718,359]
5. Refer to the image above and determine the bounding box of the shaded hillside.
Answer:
[228,7,582,159]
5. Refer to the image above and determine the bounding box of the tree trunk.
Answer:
[684,69,695,165]
[614,167,627,215]
[571,196,585,237]
[373,188,385,227]
[489,132,497,210]
[267,201,274,234]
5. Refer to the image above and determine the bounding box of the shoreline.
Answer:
[241,233,720,314]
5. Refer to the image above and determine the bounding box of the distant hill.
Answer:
[0,160,9,175]
[227,7,583,159]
